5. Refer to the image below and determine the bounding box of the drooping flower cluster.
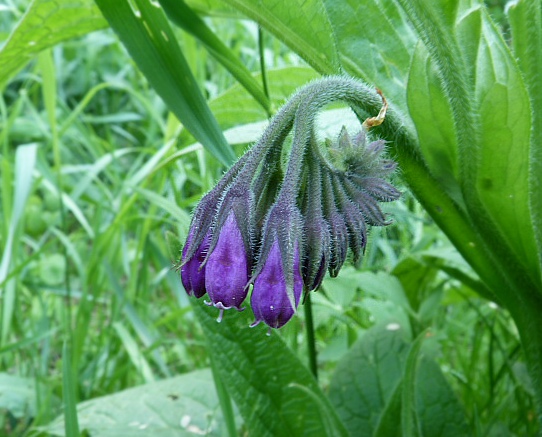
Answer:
[179,77,400,330]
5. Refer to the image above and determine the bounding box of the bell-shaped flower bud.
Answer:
[250,200,305,329]
[332,175,368,263]
[180,229,210,298]
[341,176,389,226]
[351,176,401,202]
[251,239,303,329]
[322,171,349,277]
[205,211,250,319]
[301,152,331,290]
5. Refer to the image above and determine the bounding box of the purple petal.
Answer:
[251,240,303,329]
[180,230,210,298]
[205,212,249,309]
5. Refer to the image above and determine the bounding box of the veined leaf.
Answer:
[321,0,418,112]
[221,0,340,75]
[0,0,106,88]
[328,324,410,437]
[329,325,470,437]
[192,302,348,437]
[41,369,240,436]
[474,15,539,288]
[222,0,418,113]
[507,0,542,288]
[94,0,236,166]
[414,358,471,436]
[407,42,461,204]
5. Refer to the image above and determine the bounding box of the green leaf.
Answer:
[192,302,348,437]
[328,324,411,437]
[41,369,240,436]
[62,342,81,437]
[401,330,426,437]
[94,0,236,166]
[0,143,38,283]
[406,42,461,204]
[210,66,318,130]
[329,325,470,437]
[159,0,270,113]
[221,0,340,75]
[415,358,471,437]
[392,254,439,312]
[473,16,539,288]
[0,0,107,88]
[222,0,418,112]
[321,0,418,111]
[0,373,36,419]
[507,0,542,286]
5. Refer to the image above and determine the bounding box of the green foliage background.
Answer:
[0,0,540,436]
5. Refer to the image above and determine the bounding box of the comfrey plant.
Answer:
[180,77,400,329]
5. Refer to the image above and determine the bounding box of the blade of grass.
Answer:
[94,0,236,165]
[0,143,38,345]
[209,354,238,437]
[159,0,271,115]
[113,322,156,383]
[62,341,80,437]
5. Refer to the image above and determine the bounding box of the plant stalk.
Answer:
[304,291,318,379]
[506,290,542,425]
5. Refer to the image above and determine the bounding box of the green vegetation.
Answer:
[0,0,540,436]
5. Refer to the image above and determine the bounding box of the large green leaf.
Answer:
[506,0,542,289]
[328,324,410,436]
[192,302,348,437]
[328,325,470,437]
[473,16,538,288]
[221,0,340,75]
[41,369,240,436]
[415,358,471,436]
[94,0,236,166]
[396,0,541,294]
[321,0,417,112]
[507,0,542,289]
[0,373,36,419]
[221,0,418,113]
[0,0,106,88]
[406,42,461,204]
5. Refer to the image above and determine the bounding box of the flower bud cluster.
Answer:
[179,77,400,330]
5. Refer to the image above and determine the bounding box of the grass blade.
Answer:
[159,0,271,114]
[94,0,236,165]
[62,341,80,437]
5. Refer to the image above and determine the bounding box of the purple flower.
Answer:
[180,230,210,298]
[205,211,250,319]
[251,240,303,329]
[177,77,401,330]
